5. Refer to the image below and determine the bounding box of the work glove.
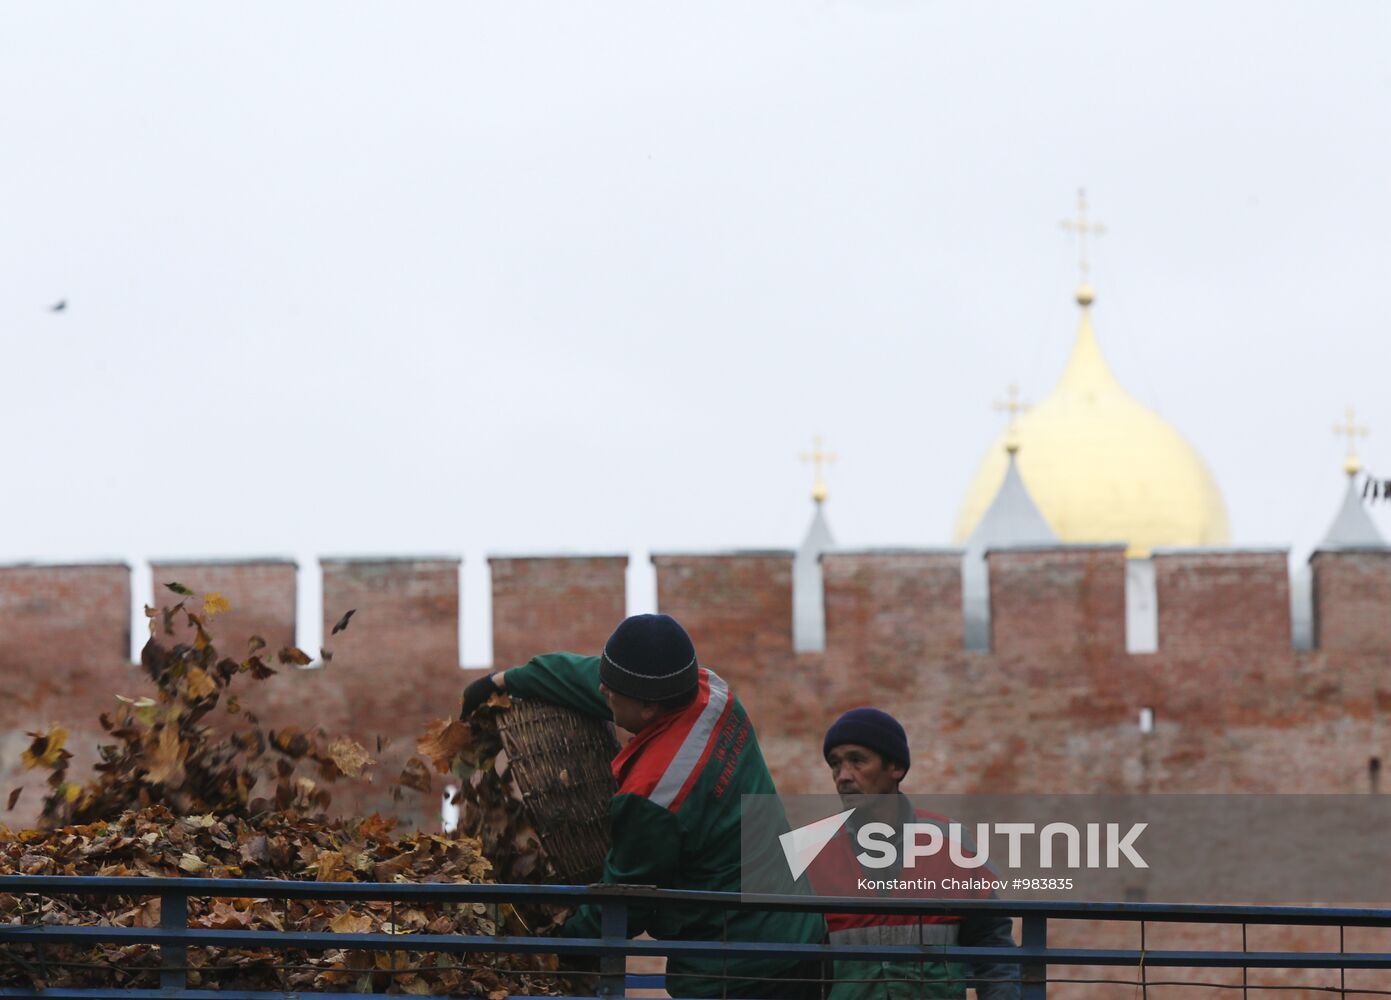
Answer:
[460,673,501,720]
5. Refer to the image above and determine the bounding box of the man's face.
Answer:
[826,743,906,797]
[600,683,659,734]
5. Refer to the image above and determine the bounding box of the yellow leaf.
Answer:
[178,852,207,873]
[20,727,67,769]
[203,592,231,617]
[63,782,81,803]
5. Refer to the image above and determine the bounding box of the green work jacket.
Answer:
[506,653,825,998]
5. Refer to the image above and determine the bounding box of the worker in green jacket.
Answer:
[461,613,825,999]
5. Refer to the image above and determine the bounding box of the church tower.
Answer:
[953,191,1230,556]
[793,436,836,652]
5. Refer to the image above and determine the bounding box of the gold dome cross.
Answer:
[1059,187,1107,293]
[993,383,1031,454]
[1333,406,1369,475]
[799,435,836,503]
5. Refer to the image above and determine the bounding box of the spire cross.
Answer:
[1059,187,1106,284]
[1333,406,1369,475]
[799,435,836,503]
[994,383,1030,453]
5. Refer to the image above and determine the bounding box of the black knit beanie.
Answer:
[823,707,910,771]
[599,614,699,702]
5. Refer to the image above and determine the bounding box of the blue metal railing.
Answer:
[3,876,1391,999]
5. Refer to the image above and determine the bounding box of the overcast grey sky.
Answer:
[2,2,1388,665]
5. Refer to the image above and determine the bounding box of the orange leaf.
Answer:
[416,720,471,775]
[184,667,218,700]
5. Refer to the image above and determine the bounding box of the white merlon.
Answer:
[963,451,1058,651]
[794,501,836,653]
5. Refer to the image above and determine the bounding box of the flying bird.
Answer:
[49,300,66,313]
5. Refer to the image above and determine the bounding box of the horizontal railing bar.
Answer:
[5,877,1391,926]
[0,995,652,1000]
[0,994,613,1000]
[3,925,1391,970]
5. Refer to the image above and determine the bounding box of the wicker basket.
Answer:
[495,698,619,884]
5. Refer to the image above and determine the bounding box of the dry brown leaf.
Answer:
[416,719,470,775]
[326,737,373,779]
[397,757,432,794]
[277,646,312,667]
[145,724,186,787]
[184,667,217,700]
[328,911,373,934]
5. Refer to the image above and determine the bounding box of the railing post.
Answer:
[1021,913,1046,1000]
[598,896,628,998]
[160,889,188,992]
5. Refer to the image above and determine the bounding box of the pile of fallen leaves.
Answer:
[0,806,561,994]
[0,586,570,997]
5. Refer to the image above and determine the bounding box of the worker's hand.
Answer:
[460,672,501,720]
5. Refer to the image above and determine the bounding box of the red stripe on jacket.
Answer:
[611,669,712,798]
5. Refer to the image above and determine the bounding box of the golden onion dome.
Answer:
[953,287,1230,556]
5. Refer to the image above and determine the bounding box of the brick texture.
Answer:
[489,556,627,667]
[988,546,1126,660]
[0,563,135,829]
[822,550,962,706]
[1312,550,1391,653]
[147,559,297,658]
[1155,550,1291,655]
[314,558,462,829]
[651,552,794,697]
[5,544,1391,873]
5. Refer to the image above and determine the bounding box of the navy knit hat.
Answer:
[600,614,699,702]
[823,708,910,772]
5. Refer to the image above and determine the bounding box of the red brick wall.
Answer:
[489,555,627,667]
[5,544,1391,846]
[1154,550,1291,655]
[651,552,794,695]
[0,563,136,828]
[987,546,1126,660]
[318,558,460,712]
[1311,550,1391,653]
[147,559,297,658]
[0,563,132,673]
[313,558,463,831]
[822,550,962,706]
